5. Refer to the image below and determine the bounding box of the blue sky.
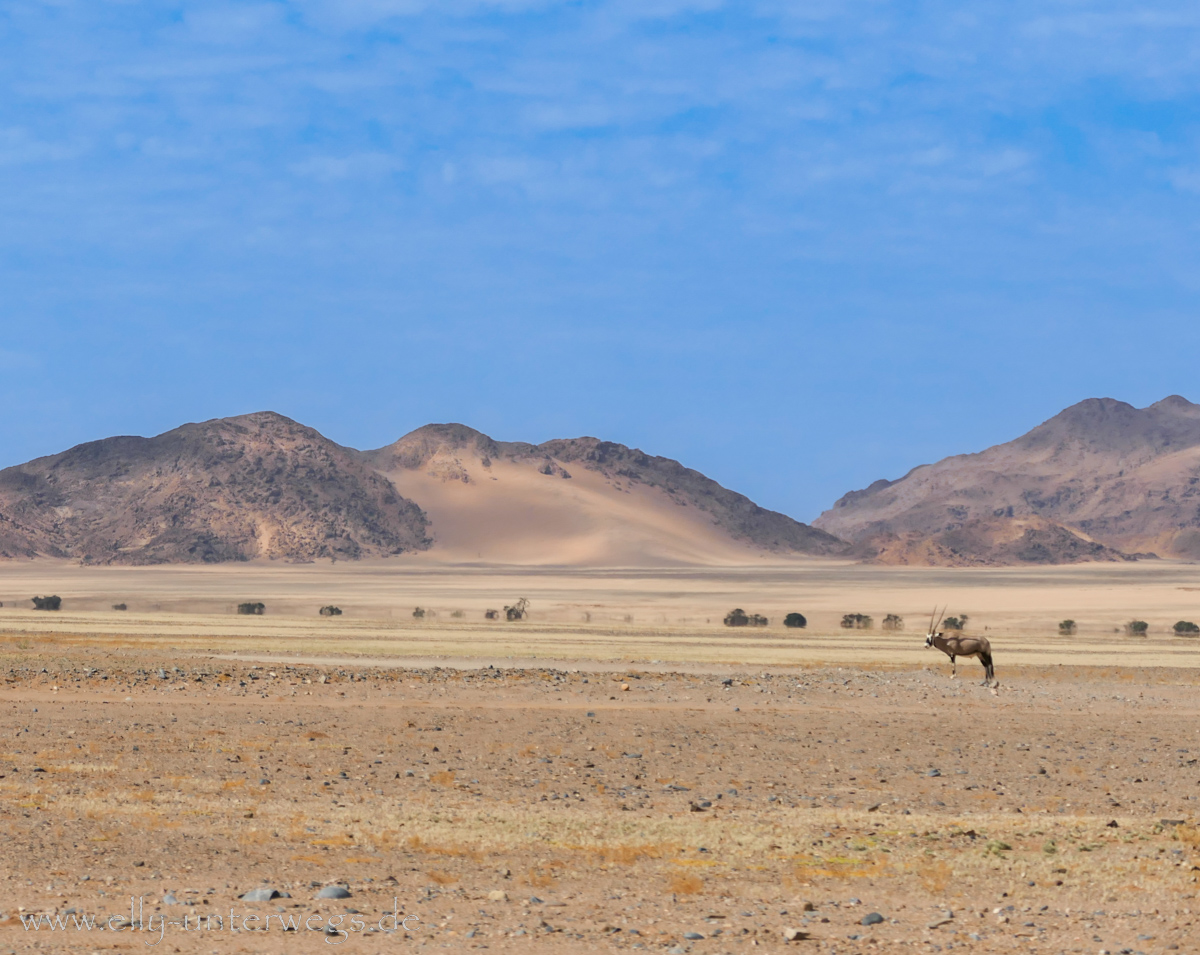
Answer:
[3,1,1200,521]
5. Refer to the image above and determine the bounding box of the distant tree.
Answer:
[882,613,904,631]
[1125,619,1149,636]
[319,605,342,616]
[1058,619,1077,635]
[485,609,499,620]
[748,613,769,627]
[505,598,530,621]
[840,613,872,630]
[1174,620,1200,636]
[112,603,128,611]
[412,607,426,619]
[943,615,969,631]
[31,595,61,611]
[724,608,750,627]
[783,612,807,629]
[237,602,265,615]
[450,610,465,618]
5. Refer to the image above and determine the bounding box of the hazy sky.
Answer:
[3,2,1200,521]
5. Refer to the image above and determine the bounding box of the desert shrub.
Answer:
[1174,620,1200,636]
[112,602,127,611]
[450,610,465,618]
[485,609,499,620]
[319,605,342,616]
[882,613,904,631]
[237,602,265,615]
[840,613,872,630]
[748,613,769,626]
[31,595,61,611]
[1125,619,1149,636]
[1058,619,1077,635]
[783,612,807,629]
[412,607,426,619]
[943,615,969,631]
[505,598,529,621]
[724,608,749,627]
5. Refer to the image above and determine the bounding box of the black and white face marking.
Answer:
[924,633,935,648]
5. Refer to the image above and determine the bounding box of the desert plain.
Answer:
[3,558,1200,954]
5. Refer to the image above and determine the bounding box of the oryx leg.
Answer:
[949,654,956,678]
[980,652,994,687]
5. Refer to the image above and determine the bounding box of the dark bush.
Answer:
[724,608,749,627]
[748,613,769,626]
[31,595,61,611]
[319,605,342,616]
[943,615,969,631]
[237,602,265,615]
[1058,619,1077,635]
[112,602,127,611]
[1125,619,1149,636]
[412,607,426,619]
[882,613,904,631]
[505,598,529,621]
[485,609,499,620]
[1174,620,1200,635]
[783,612,807,629]
[840,613,872,630]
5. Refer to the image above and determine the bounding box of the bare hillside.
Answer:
[0,412,430,563]
[816,395,1200,564]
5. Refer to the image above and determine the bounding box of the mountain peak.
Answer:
[815,393,1200,563]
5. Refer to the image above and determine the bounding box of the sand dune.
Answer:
[378,452,771,566]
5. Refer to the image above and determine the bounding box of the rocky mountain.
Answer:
[0,413,430,563]
[0,415,845,565]
[815,395,1200,565]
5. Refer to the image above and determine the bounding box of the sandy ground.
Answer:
[3,560,1200,953]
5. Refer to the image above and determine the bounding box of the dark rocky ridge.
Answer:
[0,412,430,563]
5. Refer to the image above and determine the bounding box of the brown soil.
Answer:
[2,643,1200,953]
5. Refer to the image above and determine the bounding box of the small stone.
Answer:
[861,912,884,926]
[161,893,179,906]
[316,886,351,899]
[802,901,815,912]
[621,683,630,691]
[241,888,281,901]
[784,928,811,941]
[683,932,704,940]
[487,890,508,902]
[927,769,941,777]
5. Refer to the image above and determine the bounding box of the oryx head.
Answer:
[924,606,946,648]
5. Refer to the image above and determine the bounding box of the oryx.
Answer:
[924,606,996,686]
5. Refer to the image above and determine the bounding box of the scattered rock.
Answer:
[861,912,884,925]
[783,927,811,941]
[316,886,352,899]
[241,888,282,902]
[487,890,508,902]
